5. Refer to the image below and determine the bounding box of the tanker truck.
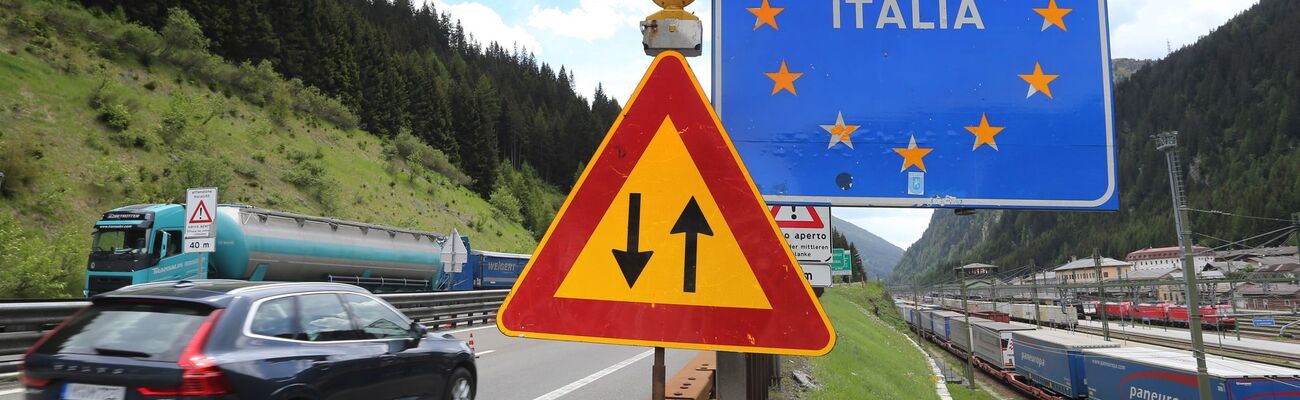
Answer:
[83,204,524,296]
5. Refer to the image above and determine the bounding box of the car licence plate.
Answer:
[63,383,125,400]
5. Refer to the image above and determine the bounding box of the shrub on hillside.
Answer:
[0,214,84,298]
[157,93,195,144]
[107,129,158,150]
[89,80,136,132]
[160,154,230,202]
[489,185,523,223]
[283,159,339,212]
[0,135,42,196]
[89,156,154,199]
[389,131,472,186]
[159,7,207,56]
[97,102,131,131]
[495,163,560,238]
[289,80,359,130]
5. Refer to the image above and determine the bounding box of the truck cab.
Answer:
[86,205,207,295]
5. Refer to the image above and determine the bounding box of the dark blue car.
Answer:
[19,280,476,400]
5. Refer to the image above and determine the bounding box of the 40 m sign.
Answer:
[184,187,217,253]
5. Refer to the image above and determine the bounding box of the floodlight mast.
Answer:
[1153,131,1212,400]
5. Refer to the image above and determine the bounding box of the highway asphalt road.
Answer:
[0,324,696,400]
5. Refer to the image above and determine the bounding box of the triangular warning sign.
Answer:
[497,52,835,356]
[770,205,825,229]
[188,200,213,224]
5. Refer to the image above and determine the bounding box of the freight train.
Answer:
[85,204,528,296]
[1081,301,1237,329]
[898,301,1300,400]
[923,296,1080,328]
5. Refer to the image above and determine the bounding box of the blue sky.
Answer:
[430,0,1258,249]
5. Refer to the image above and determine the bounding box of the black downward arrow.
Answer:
[671,197,713,293]
[612,193,653,288]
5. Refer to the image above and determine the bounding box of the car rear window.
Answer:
[35,301,214,362]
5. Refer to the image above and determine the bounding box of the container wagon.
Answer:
[1012,329,1119,399]
[928,311,966,341]
[1083,347,1300,400]
[469,250,529,289]
[949,316,993,353]
[1011,303,1038,322]
[1037,305,1078,328]
[971,321,1036,370]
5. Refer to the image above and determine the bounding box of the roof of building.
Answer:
[1238,283,1300,296]
[1124,267,1178,280]
[1217,246,1298,260]
[959,263,999,271]
[1126,246,1213,261]
[1170,270,1225,280]
[1054,257,1131,272]
[1255,256,1300,267]
[1201,260,1249,273]
[1259,263,1300,273]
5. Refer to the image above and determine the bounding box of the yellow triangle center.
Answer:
[553,117,773,310]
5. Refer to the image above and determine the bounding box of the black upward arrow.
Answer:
[671,197,713,293]
[612,193,653,288]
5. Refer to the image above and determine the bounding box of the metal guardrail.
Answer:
[0,290,509,374]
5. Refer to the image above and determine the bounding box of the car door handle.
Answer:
[379,354,398,365]
[311,360,332,371]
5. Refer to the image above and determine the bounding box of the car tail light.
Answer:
[19,308,86,388]
[18,372,51,388]
[138,309,234,397]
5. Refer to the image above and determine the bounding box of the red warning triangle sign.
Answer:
[769,205,826,229]
[497,52,835,356]
[188,200,213,224]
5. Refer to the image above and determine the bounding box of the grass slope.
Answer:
[789,283,1002,399]
[801,283,939,399]
[0,1,554,297]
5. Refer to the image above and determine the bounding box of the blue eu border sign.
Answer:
[713,0,1117,210]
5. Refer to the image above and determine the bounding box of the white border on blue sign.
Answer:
[712,0,1118,210]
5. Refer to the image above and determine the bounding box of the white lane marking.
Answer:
[531,349,655,400]
[438,324,497,335]
[0,388,24,396]
[475,350,496,357]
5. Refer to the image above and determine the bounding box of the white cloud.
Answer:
[527,0,658,41]
[1109,0,1257,59]
[433,0,543,53]
[835,209,934,250]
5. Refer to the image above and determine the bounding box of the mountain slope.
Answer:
[831,217,905,280]
[892,0,1300,284]
[0,0,552,297]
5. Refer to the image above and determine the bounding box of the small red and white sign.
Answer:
[769,205,831,263]
[770,205,826,229]
[188,200,213,224]
[184,187,217,253]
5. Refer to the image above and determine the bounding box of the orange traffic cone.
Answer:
[468,333,476,354]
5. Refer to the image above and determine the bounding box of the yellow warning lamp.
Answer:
[641,0,702,57]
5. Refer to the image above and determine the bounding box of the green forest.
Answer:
[892,0,1300,285]
[79,0,621,198]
